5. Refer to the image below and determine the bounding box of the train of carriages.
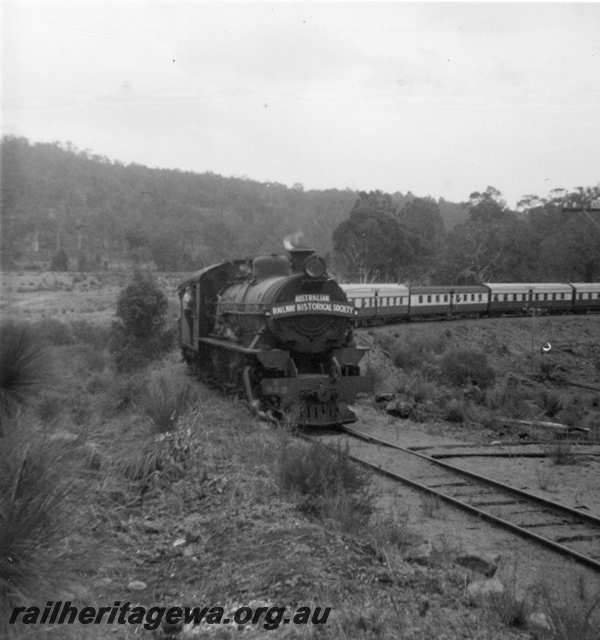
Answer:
[177,248,372,427]
[340,281,600,326]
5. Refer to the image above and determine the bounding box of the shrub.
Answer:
[441,349,495,389]
[558,394,586,427]
[445,399,465,423]
[116,270,168,339]
[540,391,564,418]
[539,358,558,379]
[276,439,372,529]
[111,271,172,372]
[0,322,47,425]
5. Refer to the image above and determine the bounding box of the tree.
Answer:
[332,191,413,282]
[50,248,69,271]
[396,197,446,279]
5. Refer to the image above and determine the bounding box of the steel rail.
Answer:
[305,425,600,573]
[343,425,600,529]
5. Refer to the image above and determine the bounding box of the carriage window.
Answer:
[534,294,539,301]
[579,293,583,300]
[435,294,440,303]
[443,294,448,302]
[427,295,432,303]
[418,295,423,304]
[503,294,508,302]
[493,294,499,301]
[552,293,556,300]
[478,294,482,301]
[470,294,474,301]
[543,293,548,301]
[512,294,517,301]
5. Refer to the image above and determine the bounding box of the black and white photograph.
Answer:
[1,1,600,638]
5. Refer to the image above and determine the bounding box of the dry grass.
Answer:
[532,577,600,640]
[485,568,530,629]
[0,422,79,635]
[276,439,373,531]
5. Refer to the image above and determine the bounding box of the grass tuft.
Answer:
[138,374,194,433]
[0,428,73,629]
[276,439,372,531]
[0,322,47,424]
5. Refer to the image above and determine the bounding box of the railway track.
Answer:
[307,424,600,573]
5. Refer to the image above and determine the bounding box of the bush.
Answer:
[0,323,47,425]
[441,349,495,389]
[276,439,372,529]
[540,391,564,418]
[445,399,465,423]
[116,270,168,339]
[111,271,173,371]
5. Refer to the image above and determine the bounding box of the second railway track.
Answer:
[307,424,600,573]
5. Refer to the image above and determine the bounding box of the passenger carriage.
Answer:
[570,283,600,312]
[485,283,573,315]
[408,285,489,319]
[340,284,410,325]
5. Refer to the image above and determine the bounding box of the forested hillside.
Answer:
[1,136,598,283]
[331,186,600,284]
[0,137,464,272]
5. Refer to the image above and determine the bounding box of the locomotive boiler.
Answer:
[177,248,372,426]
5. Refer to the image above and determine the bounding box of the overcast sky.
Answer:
[2,1,600,205]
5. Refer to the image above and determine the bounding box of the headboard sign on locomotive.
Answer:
[177,248,371,427]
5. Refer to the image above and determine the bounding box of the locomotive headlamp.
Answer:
[304,255,326,279]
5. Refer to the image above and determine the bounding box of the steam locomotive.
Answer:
[177,248,371,426]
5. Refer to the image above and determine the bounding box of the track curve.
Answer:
[307,424,600,573]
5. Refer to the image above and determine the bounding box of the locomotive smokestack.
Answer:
[288,248,315,272]
[283,231,315,272]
